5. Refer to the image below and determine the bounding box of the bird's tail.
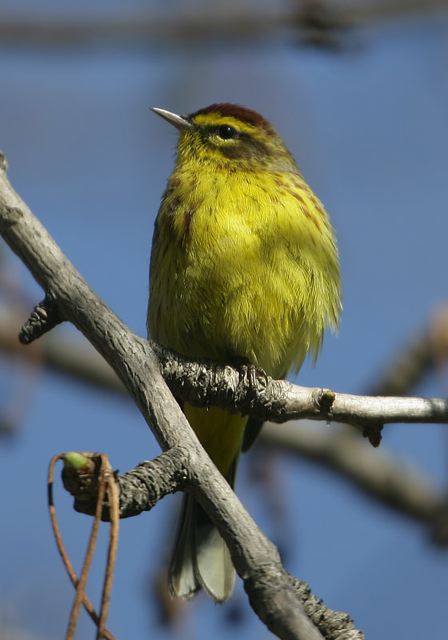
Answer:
[168,460,237,602]
[168,406,246,601]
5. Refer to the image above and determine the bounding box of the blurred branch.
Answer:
[0,153,362,640]
[0,0,447,49]
[0,306,42,437]
[0,304,125,396]
[367,306,448,396]
[261,422,448,544]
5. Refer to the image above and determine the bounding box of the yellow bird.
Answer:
[148,103,341,602]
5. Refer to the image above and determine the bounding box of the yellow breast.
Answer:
[149,165,341,378]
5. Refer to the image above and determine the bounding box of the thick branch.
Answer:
[62,423,448,547]
[63,450,362,640]
[0,153,358,638]
[1,307,447,536]
[2,312,447,545]
[152,342,448,442]
[2,300,447,442]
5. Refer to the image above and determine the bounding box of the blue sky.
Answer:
[1,4,448,639]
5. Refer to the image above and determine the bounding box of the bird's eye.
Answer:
[217,125,237,140]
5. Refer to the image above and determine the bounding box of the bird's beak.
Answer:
[152,107,193,131]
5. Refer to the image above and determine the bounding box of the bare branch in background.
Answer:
[0,305,125,396]
[0,0,446,50]
[367,305,448,396]
[260,422,448,544]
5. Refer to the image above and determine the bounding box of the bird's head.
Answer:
[152,103,297,173]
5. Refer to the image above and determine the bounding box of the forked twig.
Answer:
[48,453,119,640]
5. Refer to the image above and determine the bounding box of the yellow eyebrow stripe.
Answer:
[192,113,256,135]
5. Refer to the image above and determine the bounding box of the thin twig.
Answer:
[97,458,120,640]
[65,456,107,640]
[47,455,117,640]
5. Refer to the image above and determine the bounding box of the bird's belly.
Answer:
[157,245,312,378]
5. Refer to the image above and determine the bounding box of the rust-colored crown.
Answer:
[190,103,273,132]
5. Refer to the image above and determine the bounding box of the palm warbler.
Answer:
[148,103,341,602]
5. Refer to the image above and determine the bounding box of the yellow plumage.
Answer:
[148,103,341,601]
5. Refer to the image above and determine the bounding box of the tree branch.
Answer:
[63,451,362,640]
[4,302,448,443]
[2,307,448,542]
[0,153,362,638]
[150,342,448,447]
[62,448,191,520]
